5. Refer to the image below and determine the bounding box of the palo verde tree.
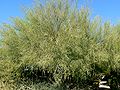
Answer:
[0,0,120,89]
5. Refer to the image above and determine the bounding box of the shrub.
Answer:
[0,0,120,89]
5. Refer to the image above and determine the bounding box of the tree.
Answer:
[0,0,120,89]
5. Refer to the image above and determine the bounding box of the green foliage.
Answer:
[0,0,120,89]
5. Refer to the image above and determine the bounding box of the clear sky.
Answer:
[0,0,120,24]
[0,0,33,24]
[91,0,120,24]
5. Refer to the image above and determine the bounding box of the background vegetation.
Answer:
[0,0,120,89]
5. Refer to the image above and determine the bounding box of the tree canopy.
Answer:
[0,0,120,89]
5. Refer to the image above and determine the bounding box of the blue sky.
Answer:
[91,0,120,24]
[0,0,120,24]
[0,0,32,24]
